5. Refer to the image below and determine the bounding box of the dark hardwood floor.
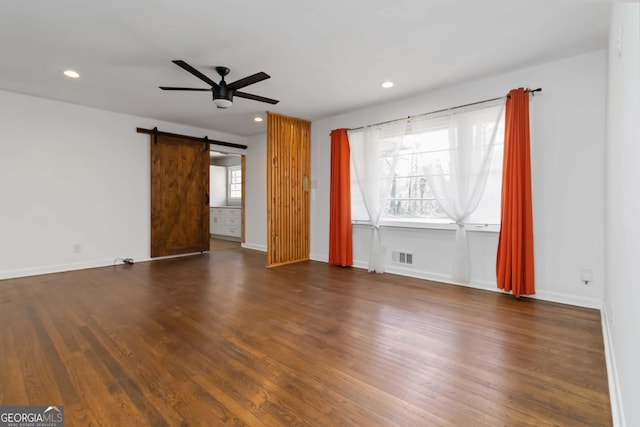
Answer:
[0,248,611,426]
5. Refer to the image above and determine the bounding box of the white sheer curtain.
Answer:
[348,119,408,273]
[412,100,505,282]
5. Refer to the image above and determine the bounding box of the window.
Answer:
[227,165,242,201]
[381,128,450,222]
[351,102,505,226]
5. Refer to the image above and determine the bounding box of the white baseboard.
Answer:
[241,243,267,252]
[530,290,602,310]
[0,252,206,281]
[0,245,268,281]
[0,258,141,280]
[601,303,625,427]
[352,259,602,309]
[353,259,496,289]
[310,252,329,263]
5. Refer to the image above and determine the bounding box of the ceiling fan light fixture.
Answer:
[213,98,233,108]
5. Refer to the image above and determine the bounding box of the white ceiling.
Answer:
[0,0,610,137]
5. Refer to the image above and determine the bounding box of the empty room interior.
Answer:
[0,1,638,426]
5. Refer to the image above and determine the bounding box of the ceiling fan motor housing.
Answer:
[214,83,234,106]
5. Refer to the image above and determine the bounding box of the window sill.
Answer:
[352,220,499,233]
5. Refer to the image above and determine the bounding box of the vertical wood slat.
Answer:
[266,112,311,267]
[241,155,246,243]
[302,118,309,262]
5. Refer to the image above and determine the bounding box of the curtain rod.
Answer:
[136,127,247,150]
[348,87,542,132]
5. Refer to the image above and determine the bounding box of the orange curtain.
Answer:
[329,129,353,266]
[496,88,535,297]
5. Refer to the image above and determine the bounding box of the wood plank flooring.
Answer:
[0,248,611,426]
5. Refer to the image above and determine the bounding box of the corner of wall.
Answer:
[601,302,626,427]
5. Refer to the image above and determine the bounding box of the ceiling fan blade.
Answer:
[228,72,270,90]
[235,91,279,105]
[172,60,219,88]
[159,87,211,91]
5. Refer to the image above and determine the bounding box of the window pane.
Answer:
[382,128,451,220]
[228,166,242,199]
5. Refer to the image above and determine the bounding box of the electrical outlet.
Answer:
[580,268,593,285]
[73,244,82,254]
[617,26,623,56]
[610,303,615,328]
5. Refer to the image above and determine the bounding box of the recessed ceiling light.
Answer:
[63,70,80,79]
[254,117,264,122]
[381,81,394,89]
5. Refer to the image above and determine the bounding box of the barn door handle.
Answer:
[205,193,209,205]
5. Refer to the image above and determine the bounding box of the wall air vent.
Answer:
[392,250,414,265]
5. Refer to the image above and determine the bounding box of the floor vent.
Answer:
[392,251,414,265]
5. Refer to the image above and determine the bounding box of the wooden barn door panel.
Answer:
[267,112,310,267]
[151,135,210,257]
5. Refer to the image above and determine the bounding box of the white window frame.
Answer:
[350,105,504,232]
[227,165,242,204]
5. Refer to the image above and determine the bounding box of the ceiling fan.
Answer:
[159,60,279,109]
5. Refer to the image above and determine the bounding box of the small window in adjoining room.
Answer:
[227,165,242,202]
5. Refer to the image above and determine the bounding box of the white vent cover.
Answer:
[392,250,414,265]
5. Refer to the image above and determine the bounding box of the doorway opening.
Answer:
[209,150,245,244]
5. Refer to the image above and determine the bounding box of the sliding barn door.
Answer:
[267,112,311,267]
[150,134,210,257]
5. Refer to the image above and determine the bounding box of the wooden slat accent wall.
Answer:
[266,112,311,267]
[241,155,246,243]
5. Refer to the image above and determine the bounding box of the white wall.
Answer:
[310,50,607,308]
[211,156,241,167]
[243,133,268,251]
[604,3,640,426]
[209,165,227,207]
[0,89,246,279]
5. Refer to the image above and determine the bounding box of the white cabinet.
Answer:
[210,207,241,239]
[210,208,224,235]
